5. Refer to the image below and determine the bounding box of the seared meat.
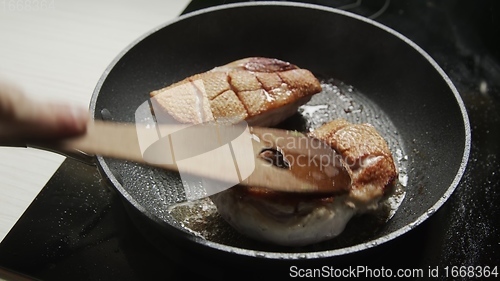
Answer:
[149,57,397,246]
[150,57,322,126]
[309,119,397,208]
[210,119,397,246]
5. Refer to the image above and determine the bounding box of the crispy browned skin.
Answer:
[232,119,396,208]
[309,119,397,205]
[150,57,322,126]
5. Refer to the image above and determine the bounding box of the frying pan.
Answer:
[89,2,470,275]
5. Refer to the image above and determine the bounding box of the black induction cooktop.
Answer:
[1,1,499,280]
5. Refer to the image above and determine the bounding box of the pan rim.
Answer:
[90,1,471,260]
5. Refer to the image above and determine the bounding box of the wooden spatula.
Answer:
[28,120,351,195]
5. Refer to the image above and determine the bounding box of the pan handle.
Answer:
[32,144,96,166]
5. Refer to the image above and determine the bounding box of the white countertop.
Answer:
[0,0,190,243]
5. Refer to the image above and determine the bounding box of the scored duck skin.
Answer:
[309,119,397,208]
[150,57,322,126]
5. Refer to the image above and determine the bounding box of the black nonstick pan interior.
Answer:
[90,2,470,266]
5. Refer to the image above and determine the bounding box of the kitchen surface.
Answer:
[0,0,499,280]
[0,0,191,243]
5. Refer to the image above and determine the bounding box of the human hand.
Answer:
[0,79,88,145]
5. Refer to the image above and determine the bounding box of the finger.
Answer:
[0,102,89,143]
[24,101,89,138]
[0,80,89,143]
